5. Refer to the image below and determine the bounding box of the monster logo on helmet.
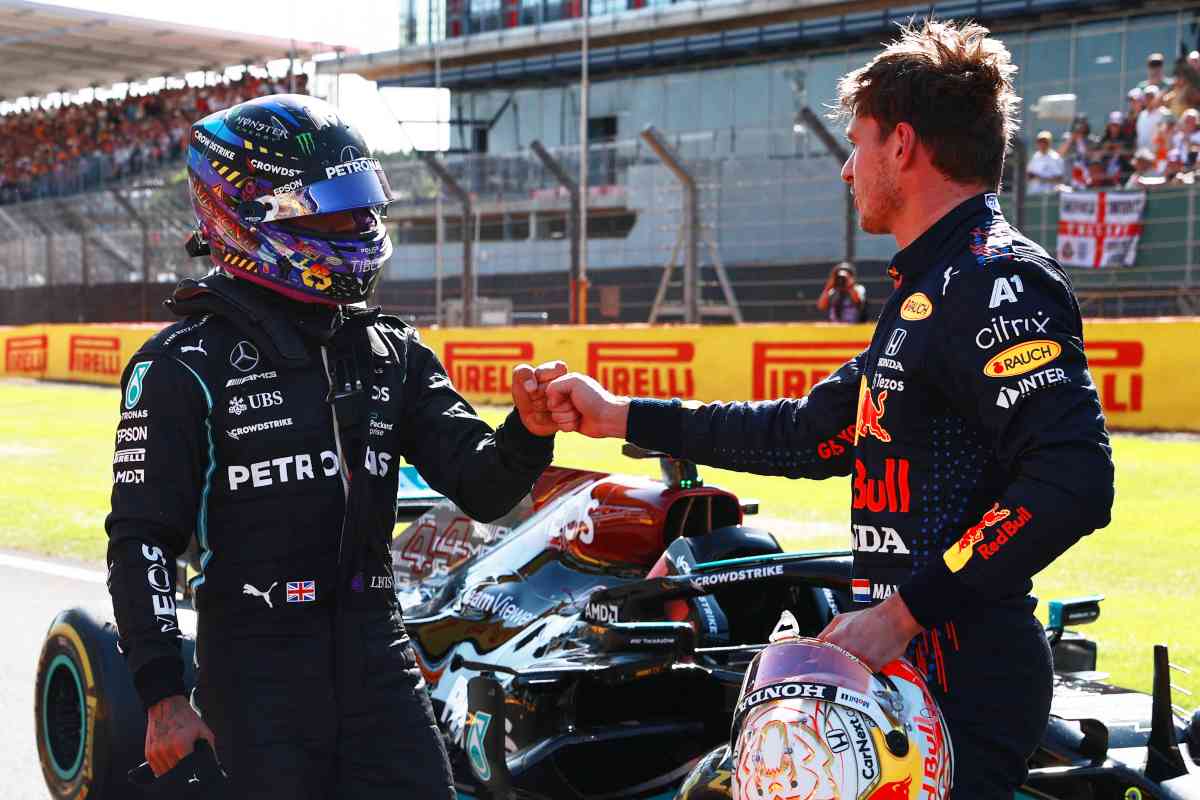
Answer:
[184,94,395,305]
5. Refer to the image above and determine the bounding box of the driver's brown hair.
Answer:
[835,19,1020,189]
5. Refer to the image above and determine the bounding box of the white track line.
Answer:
[0,553,106,584]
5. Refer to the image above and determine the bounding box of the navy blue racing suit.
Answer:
[625,192,1114,797]
[105,273,553,798]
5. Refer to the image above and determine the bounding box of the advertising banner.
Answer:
[1056,191,1146,268]
[1,319,1197,431]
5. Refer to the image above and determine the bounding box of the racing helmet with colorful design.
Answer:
[185,94,394,305]
[730,612,953,800]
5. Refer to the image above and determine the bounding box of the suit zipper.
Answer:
[321,346,352,573]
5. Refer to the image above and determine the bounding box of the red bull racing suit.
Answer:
[105,273,553,798]
[625,192,1115,797]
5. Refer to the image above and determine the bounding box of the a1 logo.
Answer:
[989,275,1024,308]
[125,361,152,410]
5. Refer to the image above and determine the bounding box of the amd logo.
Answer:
[585,602,619,624]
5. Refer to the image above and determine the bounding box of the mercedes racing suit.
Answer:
[105,273,553,798]
[625,192,1114,797]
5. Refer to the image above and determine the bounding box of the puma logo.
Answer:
[181,340,207,356]
[242,581,278,608]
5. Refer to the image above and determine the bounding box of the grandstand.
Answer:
[1,0,1199,324]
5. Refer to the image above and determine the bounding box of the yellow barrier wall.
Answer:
[2,319,1196,431]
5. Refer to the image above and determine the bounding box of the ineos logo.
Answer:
[230,341,260,373]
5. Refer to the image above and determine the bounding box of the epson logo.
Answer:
[325,157,382,180]
[274,178,303,196]
[584,602,619,624]
[116,426,148,444]
[193,129,236,161]
[250,159,303,178]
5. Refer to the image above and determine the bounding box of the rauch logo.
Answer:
[751,341,867,401]
[5,335,47,374]
[443,341,534,395]
[69,335,121,376]
[588,342,694,398]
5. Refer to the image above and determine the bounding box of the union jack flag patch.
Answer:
[286,580,316,603]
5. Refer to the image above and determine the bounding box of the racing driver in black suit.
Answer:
[543,20,1115,799]
[106,94,564,797]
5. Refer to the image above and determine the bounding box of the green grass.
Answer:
[1,378,1196,694]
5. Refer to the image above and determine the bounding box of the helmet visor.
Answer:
[265,168,394,224]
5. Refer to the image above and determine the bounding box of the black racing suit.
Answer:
[105,273,553,798]
[626,193,1115,797]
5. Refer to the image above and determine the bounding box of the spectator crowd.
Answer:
[1027,51,1200,194]
[0,73,305,206]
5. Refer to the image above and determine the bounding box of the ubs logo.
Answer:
[588,341,694,399]
[751,341,867,400]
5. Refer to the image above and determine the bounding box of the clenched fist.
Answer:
[545,372,630,438]
[511,361,569,436]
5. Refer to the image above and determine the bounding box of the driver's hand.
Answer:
[545,372,630,439]
[511,361,567,437]
[145,694,216,777]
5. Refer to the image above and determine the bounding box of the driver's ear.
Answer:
[893,122,919,170]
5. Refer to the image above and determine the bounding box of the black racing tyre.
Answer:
[34,607,199,800]
[35,608,119,799]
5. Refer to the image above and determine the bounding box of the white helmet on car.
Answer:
[730,612,953,800]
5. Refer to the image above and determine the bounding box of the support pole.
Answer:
[641,125,698,324]
[418,151,475,326]
[578,0,590,323]
[1010,136,1028,231]
[798,107,854,264]
[530,140,580,323]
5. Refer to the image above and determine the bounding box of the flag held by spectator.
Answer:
[1056,191,1146,268]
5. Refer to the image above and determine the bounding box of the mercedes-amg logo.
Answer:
[229,341,259,373]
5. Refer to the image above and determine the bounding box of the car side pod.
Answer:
[466,675,514,800]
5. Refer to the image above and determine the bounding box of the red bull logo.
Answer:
[944,502,1010,573]
[69,335,121,376]
[443,341,534,395]
[870,776,912,799]
[852,458,911,513]
[588,342,694,399]
[751,341,867,400]
[855,382,892,444]
[5,335,47,374]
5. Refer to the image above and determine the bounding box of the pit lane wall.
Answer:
[1,319,1196,431]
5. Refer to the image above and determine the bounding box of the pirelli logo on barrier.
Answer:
[5,335,47,374]
[588,342,695,398]
[752,341,868,400]
[443,341,534,395]
[1088,340,1144,413]
[69,335,122,377]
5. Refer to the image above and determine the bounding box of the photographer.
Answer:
[815,262,867,322]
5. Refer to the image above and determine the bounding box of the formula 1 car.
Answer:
[34,446,1200,799]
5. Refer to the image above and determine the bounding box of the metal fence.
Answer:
[1,128,1197,325]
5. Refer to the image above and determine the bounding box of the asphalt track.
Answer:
[0,550,112,799]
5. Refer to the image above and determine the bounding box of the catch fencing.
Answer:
[0,126,1198,324]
